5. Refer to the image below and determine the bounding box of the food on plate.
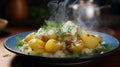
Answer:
[28,38,45,51]
[80,33,102,49]
[24,32,35,42]
[16,21,113,57]
[45,39,62,52]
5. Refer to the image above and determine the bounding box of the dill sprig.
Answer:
[41,21,62,30]
[57,31,66,39]
[16,37,24,48]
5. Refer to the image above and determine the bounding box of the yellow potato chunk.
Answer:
[24,32,35,42]
[45,39,62,52]
[80,33,102,49]
[69,41,84,52]
[28,38,45,51]
[42,34,57,42]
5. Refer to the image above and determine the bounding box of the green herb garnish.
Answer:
[36,52,43,56]
[93,44,113,54]
[24,46,29,50]
[41,21,62,30]
[3,54,11,57]
[16,37,24,48]
[46,21,60,27]
[72,51,86,57]
[58,31,66,39]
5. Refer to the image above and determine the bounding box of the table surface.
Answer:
[0,26,120,67]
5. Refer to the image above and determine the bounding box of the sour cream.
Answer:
[62,21,78,35]
[35,21,78,38]
[35,28,57,39]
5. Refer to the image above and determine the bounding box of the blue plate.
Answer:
[4,31,119,65]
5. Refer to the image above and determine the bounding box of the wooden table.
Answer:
[0,26,120,67]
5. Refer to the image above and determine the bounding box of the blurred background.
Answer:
[0,0,120,28]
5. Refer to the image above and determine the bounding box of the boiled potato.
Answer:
[24,32,35,42]
[45,39,62,52]
[42,34,57,42]
[28,38,45,51]
[69,41,84,52]
[80,33,102,49]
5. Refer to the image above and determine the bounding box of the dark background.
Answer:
[0,0,120,18]
[0,0,50,19]
[0,0,120,27]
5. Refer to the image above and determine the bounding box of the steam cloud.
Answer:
[47,0,115,35]
[48,0,79,23]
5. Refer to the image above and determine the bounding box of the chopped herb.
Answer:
[36,52,43,56]
[93,44,113,54]
[72,51,86,57]
[58,32,66,39]
[41,21,62,30]
[16,37,24,48]
[41,24,47,30]
[46,21,60,27]
[3,54,11,57]
[24,46,29,50]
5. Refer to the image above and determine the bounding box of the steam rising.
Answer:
[48,0,79,23]
[48,0,115,35]
[48,0,69,23]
